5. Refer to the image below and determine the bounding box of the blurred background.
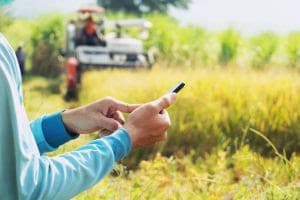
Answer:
[1,0,300,199]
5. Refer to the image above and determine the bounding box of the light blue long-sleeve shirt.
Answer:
[0,33,132,199]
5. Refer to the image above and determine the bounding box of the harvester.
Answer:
[63,6,154,100]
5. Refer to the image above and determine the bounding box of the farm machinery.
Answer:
[63,6,154,100]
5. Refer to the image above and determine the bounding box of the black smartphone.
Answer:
[168,82,185,94]
[159,82,185,114]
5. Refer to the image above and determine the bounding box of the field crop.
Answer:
[78,67,300,160]
[23,67,300,199]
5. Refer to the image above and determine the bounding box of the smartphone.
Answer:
[168,82,185,94]
[159,82,185,114]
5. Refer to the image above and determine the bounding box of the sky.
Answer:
[4,0,300,35]
[169,0,300,35]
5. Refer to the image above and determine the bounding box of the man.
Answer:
[15,44,26,76]
[78,16,105,46]
[0,15,176,200]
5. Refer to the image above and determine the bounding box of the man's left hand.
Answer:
[62,97,139,135]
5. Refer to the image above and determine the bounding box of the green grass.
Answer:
[23,67,300,199]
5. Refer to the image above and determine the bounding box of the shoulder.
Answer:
[0,33,23,102]
[0,33,21,75]
[0,33,18,66]
[0,34,15,88]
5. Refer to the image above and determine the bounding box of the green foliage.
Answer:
[0,9,12,31]
[285,32,300,68]
[2,19,34,57]
[1,14,34,71]
[218,28,240,65]
[31,14,64,77]
[3,13,300,71]
[97,0,191,13]
[249,32,278,69]
[145,14,209,66]
[31,15,64,50]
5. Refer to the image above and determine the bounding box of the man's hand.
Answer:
[123,93,177,149]
[62,97,139,134]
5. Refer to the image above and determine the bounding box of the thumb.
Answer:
[98,115,122,132]
[152,93,177,112]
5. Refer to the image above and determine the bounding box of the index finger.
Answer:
[113,99,141,113]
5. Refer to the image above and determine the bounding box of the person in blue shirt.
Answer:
[0,4,177,199]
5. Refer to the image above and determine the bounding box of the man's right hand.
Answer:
[123,93,177,149]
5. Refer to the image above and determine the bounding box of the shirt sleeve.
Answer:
[19,128,132,199]
[30,111,79,154]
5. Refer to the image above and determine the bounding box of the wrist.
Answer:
[123,124,137,149]
[62,109,78,134]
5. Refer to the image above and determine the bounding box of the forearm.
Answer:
[18,128,131,199]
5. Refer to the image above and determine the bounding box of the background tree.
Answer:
[218,28,240,65]
[31,15,64,77]
[97,0,191,13]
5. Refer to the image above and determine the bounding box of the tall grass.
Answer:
[76,67,300,165]
[74,147,300,199]
[23,67,300,162]
[22,67,300,199]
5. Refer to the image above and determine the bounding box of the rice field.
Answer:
[23,66,300,199]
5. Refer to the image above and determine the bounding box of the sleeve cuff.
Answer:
[101,128,132,161]
[30,116,57,154]
[41,111,79,148]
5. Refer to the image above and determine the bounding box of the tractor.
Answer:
[63,6,154,101]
